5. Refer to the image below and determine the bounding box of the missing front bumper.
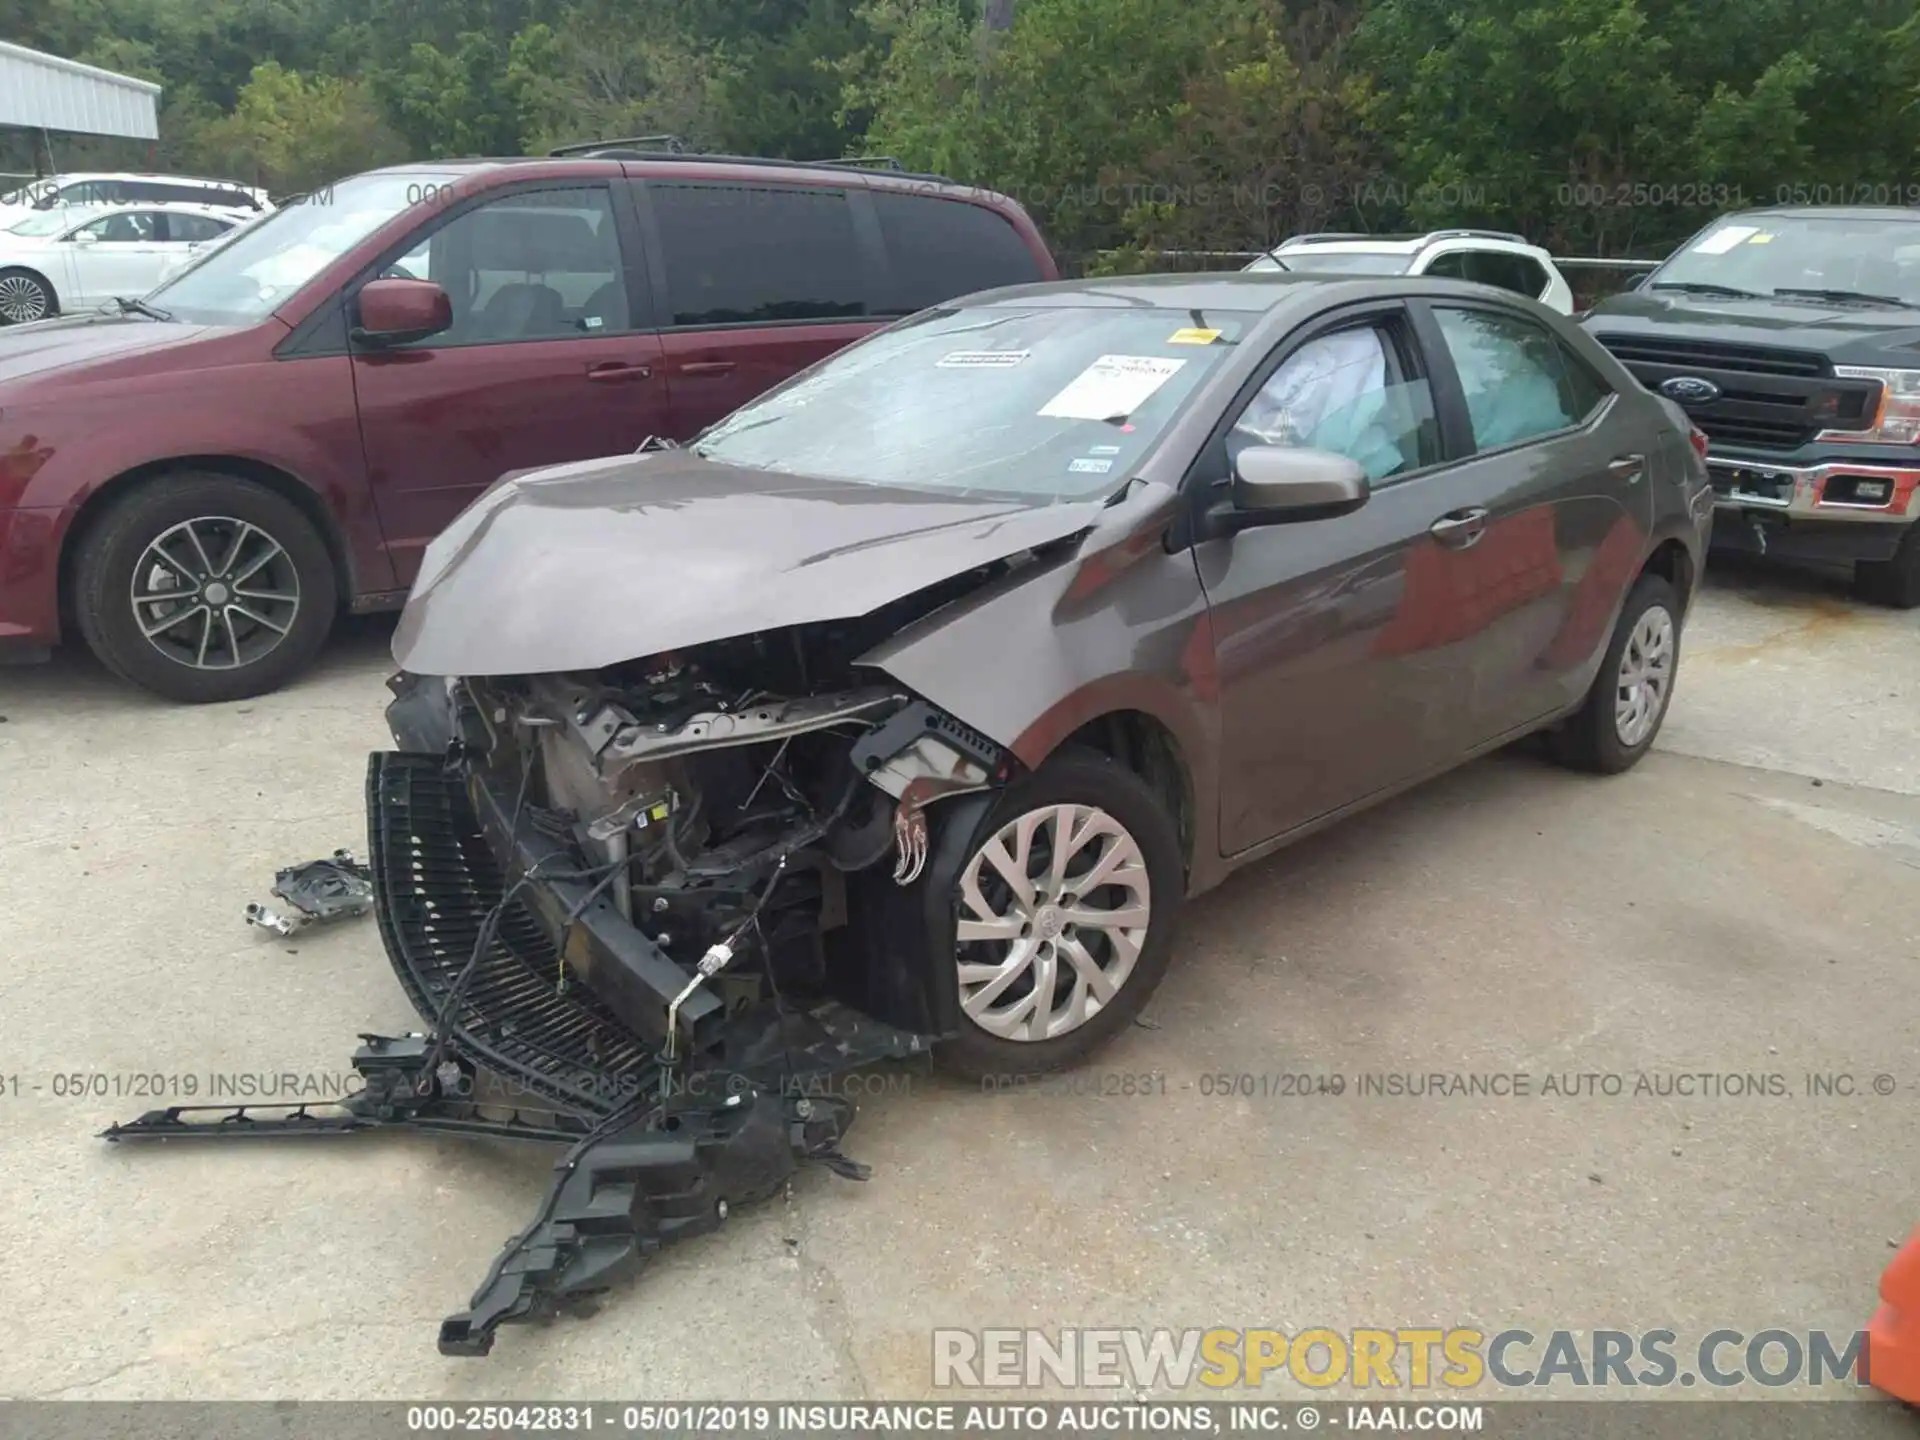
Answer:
[101,749,936,1357]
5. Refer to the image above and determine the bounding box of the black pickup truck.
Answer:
[1584,206,1920,607]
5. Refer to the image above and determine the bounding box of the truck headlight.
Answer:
[1824,366,1920,445]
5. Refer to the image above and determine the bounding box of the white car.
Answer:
[1244,230,1577,314]
[0,203,248,324]
[0,172,271,222]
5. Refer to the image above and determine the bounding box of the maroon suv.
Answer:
[0,149,1055,700]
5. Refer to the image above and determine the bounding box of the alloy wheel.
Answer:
[955,803,1152,1042]
[129,516,302,672]
[1614,604,1674,748]
[0,274,49,324]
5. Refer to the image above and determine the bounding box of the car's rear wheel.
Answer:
[72,473,338,703]
[1548,572,1680,774]
[939,749,1184,1080]
[1854,525,1920,610]
[0,268,56,324]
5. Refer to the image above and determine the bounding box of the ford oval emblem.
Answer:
[1659,375,1721,406]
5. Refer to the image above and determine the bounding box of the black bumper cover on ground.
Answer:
[103,748,936,1357]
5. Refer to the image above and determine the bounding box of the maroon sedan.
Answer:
[0,151,1055,701]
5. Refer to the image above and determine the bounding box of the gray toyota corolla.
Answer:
[114,273,1715,1354]
[383,270,1712,1081]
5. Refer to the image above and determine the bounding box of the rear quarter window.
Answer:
[871,191,1046,315]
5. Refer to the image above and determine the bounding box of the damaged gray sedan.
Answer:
[106,273,1712,1355]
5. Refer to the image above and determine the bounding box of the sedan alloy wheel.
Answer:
[956,802,1153,1042]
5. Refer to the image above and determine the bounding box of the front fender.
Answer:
[859,490,1222,879]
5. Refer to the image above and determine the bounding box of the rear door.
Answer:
[630,176,881,436]
[348,181,671,586]
[1410,299,1650,736]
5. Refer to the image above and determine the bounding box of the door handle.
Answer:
[1608,453,1646,483]
[1429,507,1489,549]
[585,361,651,384]
[679,360,737,376]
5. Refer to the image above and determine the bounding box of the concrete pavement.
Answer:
[0,562,1915,1401]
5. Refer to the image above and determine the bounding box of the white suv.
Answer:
[0,173,271,220]
[1244,230,1576,313]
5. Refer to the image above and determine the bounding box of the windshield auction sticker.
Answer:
[1040,354,1187,420]
[1690,225,1758,254]
[937,349,1030,368]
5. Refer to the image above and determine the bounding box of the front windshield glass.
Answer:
[146,170,461,324]
[1651,215,1920,306]
[1248,251,1411,276]
[691,303,1254,499]
[6,210,82,237]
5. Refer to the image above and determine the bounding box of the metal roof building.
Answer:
[0,41,161,139]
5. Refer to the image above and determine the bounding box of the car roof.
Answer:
[355,155,1017,202]
[34,172,262,187]
[50,201,249,219]
[1715,205,1920,224]
[960,271,1423,312]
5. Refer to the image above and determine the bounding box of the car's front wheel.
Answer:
[939,749,1185,1079]
[72,473,338,703]
[0,267,56,324]
[1548,571,1681,774]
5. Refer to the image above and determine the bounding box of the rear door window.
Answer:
[647,181,868,327]
[869,190,1045,314]
[1432,306,1596,449]
[162,212,233,243]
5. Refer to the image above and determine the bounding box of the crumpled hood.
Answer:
[392,449,1108,676]
[0,313,218,388]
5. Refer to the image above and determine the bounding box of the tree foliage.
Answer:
[4,0,1917,262]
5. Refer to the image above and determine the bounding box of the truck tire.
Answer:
[1854,525,1920,610]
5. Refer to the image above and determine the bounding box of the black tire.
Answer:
[1548,572,1681,775]
[0,267,57,325]
[1854,525,1920,610]
[938,747,1185,1081]
[72,473,338,703]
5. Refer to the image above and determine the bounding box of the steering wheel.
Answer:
[380,263,420,282]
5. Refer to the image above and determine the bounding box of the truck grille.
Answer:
[1594,334,1828,378]
[1593,332,1878,453]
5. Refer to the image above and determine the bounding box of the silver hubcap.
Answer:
[130,516,301,671]
[956,803,1152,1042]
[0,274,48,323]
[1614,604,1674,747]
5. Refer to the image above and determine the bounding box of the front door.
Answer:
[1193,303,1524,853]
[61,209,168,308]
[349,183,670,586]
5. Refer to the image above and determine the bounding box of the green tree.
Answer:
[193,60,407,191]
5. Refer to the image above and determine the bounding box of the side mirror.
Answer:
[353,277,452,347]
[1225,445,1370,527]
[1621,273,1648,292]
[69,230,97,245]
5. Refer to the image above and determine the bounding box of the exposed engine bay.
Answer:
[437,604,1017,1052]
[106,604,1031,1358]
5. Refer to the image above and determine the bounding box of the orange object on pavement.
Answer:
[1870,1226,1920,1403]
